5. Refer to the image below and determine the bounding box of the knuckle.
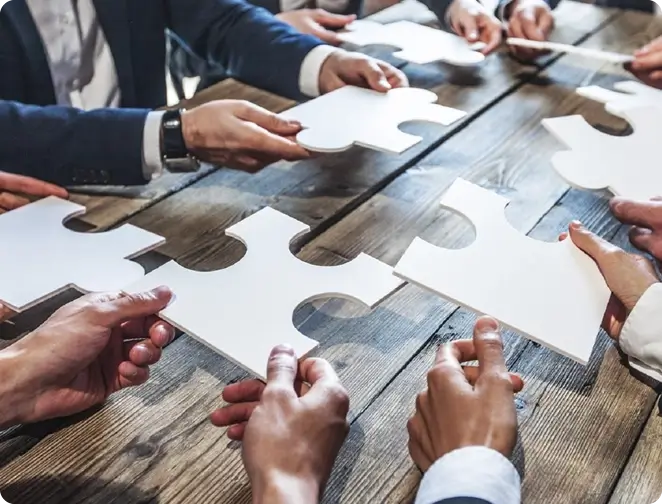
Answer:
[415,391,427,412]
[484,370,512,387]
[328,383,350,411]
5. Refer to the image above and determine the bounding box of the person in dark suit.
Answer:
[0,0,407,196]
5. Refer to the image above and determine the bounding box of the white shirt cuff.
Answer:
[298,45,340,97]
[415,446,521,504]
[620,283,662,381]
[142,111,165,181]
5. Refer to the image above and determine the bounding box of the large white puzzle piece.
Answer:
[0,197,165,312]
[280,86,466,154]
[123,207,404,379]
[394,179,610,364]
[542,107,662,200]
[577,80,662,117]
[338,20,485,66]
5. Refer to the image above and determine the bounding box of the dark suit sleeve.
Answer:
[495,0,561,20]
[165,0,326,100]
[0,101,149,186]
[418,0,454,30]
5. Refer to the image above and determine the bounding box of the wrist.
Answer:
[252,472,320,504]
[0,344,32,428]
[180,109,198,154]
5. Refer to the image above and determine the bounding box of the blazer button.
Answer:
[100,170,110,183]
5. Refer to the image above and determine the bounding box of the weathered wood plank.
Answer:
[0,8,652,503]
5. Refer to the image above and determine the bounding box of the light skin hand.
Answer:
[448,0,503,55]
[629,36,662,89]
[0,171,68,214]
[609,197,662,264]
[560,221,659,339]
[181,100,310,172]
[210,346,350,504]
[318,50,409,95]
[0,287,175,428]
[506,0,554,61]
[276,9,356,46]
[408,316,523,472]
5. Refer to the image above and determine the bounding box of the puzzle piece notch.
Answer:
[394,179,610,364]
[124,207,404,379]
[542,107,662,199]
[281,86,466,153]
[0,197,165,311]
[339,20,485,66]
[577,81,662,117]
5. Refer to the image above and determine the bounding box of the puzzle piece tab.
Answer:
[542,107,662,200]
[339,20,485,66]
[577,81,662,117]
[394,179,610,364]
[124,207,404,379]
[0,197,165,311]
[280,86,466,154]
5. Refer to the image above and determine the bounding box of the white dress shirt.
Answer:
[25,0,337,182]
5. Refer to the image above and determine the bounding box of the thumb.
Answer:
[567,221,617,266]
[362,60,392,92]
[100,286,173,326]
[265,344,299,390]
[237,104,303,135]
[312,9,356,28]
[460,15,479,42]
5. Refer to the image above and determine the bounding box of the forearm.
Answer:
[252,473,320,504]
[0,344,29,430]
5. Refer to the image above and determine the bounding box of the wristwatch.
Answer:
[160,108,200,172]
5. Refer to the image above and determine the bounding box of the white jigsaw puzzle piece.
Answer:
[542,107,662,200]
[0,197,165,312]
[280,86,466,154]
[577,80,662,117]
[394,179,610,364]
[124,207,404,379]
[339,20,485,66]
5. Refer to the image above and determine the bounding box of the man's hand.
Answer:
[210,346,350,503]
[181,100,310,172]
[318,50,409,95]
[562,221,659,339]
[0,171,68,214]
[448,0,502,55]
[610,197,662,264]
[0,287,174,427]
[277,9,356,45]
[506,0,554,60]
[407,316,523,472]
[629,37,662,89]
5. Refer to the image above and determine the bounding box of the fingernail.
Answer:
[570,220,582,229]
[609,197,624,210]
[151,285,173,300]
[468,31,478,41]
[476,316,499,332]
[379,78,391,89]
[137,344,153,361]
[271,344,295,356]
[159,324,175,345]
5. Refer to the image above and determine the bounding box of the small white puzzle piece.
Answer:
[506,38,634,64]
[280,86,466,154]
[123,207,404,379]
[0,197,165,312]
[577,80,662,117]
[542,106,662,200]
[394,179,610,364]
[338,20,485,66]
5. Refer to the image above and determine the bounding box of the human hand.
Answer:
[448,0,503,55]
[0,287,174,427]
[610,197,662,264]
[0,171,68,214]
[629,37,662,89]
[210,345,349,503]
[181,100,310,172]
[407,316,524,472]
[561,221,659,340]
[277,9,356,45]
[318,50,409,95]
[506,0,554,61]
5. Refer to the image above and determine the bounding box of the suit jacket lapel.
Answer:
[3,0,56,105]
[93,0,137,106]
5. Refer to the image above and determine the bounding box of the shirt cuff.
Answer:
[620,283,662,381]
[415,446,521,504]
[298,45,340,98]
[142,111,165,181]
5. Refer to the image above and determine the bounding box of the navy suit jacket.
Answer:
[0,0,323,186]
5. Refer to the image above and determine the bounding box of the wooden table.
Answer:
[2,2,662,503]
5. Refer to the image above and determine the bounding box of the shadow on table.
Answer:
[2,474,158,504]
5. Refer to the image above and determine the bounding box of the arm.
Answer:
[0,101,150,186]
[418,0,456,30]
[165,0,326,100]
[415,447,520,504]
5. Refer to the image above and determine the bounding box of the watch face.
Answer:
[164,118,180,129]
[165,156,200,173]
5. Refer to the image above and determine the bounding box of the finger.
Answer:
[636,37,662,56]
[631,50,662,72]
[430,340,472,393]
[99,286,174,327]
[0,303,15,322]
[243,123,311,161]
[360,60,392,92]
[0,192,30,211]
[558,231,568,241]
[312,9,356,28]
[407,415,434,471]
[312,26,343,45]
[222,379,266,403]
[227,422,248,441]
[0,172,68,198]
[149,321,175,348]
[117,362,150,389]
[237,104,303,136]
[472,316,508,374]
[629,226,655,253]
[122,317,175,348]
[520,12,544,41]
[209,402,258,427]
[377,62,409,89]
[537,11,554,38]
[264,344,298,400]
[124,340,162,366]
[610,197,662,229]
[300,358,349,414]
[567,221,621,264]
[481,22,503,54]
[459,15,479,42]
[463,366,524,392]
[508,15,525,40]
